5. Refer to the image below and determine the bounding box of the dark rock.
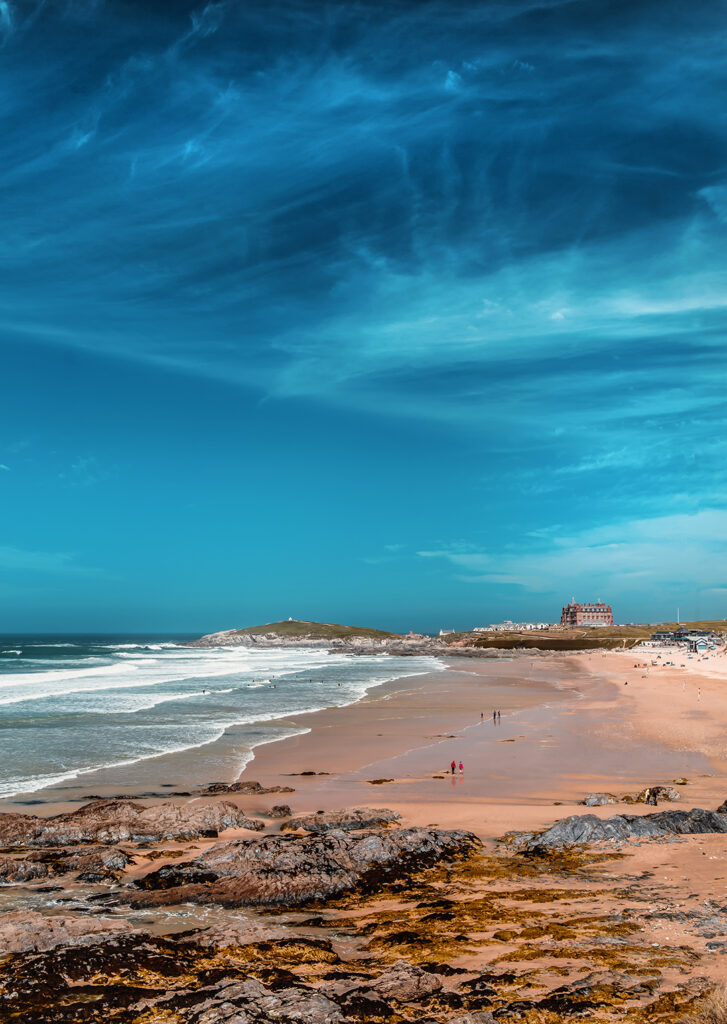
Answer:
[132,826,481,908]
[419,962,468,976]
[458,976,497,998]
[281,807,400,833]
[513,807,727,849]
[268,805,293,819]
[203,780,295,795]
[337,988,393,1018]
[0,798,265,847]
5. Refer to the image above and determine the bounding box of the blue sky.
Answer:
[1,0,726,632]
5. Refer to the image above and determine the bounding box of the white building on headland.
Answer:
[439,628,456,636]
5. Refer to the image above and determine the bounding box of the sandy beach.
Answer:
[6,646,727,841]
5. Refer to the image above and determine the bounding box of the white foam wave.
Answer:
[1,650,21,656]
[0,649,445,798]
[0,662,136,690]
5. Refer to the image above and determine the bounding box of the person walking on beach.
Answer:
[493,710,497,722]
[450,760,456,775]
[458,761,463,775]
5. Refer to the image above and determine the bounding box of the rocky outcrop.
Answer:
[368,960,443,1002]
[267,804,293,818]
[0,911,134,954]
[513,807,727,850]
[580,786,682,807]
[629,785,681,803]
[0,846,130,884]
[0,798,264,848]
[203,780,295,795]
[141,976,346,1022]
[579,793,618,806]
[280,807,400,832]
[132,827,481,907]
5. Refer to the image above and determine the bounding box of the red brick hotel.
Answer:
[560,600,614,627]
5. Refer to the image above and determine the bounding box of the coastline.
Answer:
[0,654,447,813]
[4,645,726,830]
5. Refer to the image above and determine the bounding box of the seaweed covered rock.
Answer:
[133,827,481,907]
[0,930,452,1023]
[281,807,400,833]
[0,798,264,847]
[514,807,727,850]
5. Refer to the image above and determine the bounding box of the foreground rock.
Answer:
[281,807,400,832]
[0,929,496,1023]
[513,807,727,850]
[0,845,129,884]
[0,911,134,954]
[0,798,264,848]
[133,826,481,907]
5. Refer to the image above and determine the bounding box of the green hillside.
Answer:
[230,620,400,640]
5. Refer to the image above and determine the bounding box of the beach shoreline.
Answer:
[4,645,727,834]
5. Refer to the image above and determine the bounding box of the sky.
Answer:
[1,0,726,633]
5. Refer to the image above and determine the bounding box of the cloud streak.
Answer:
[418,508,727,618]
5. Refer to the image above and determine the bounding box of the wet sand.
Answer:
[235,652,721,841]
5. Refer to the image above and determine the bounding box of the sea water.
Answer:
[0,635,441,800]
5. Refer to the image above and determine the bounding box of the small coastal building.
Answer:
[560,600,614,627]
[473,621,553,633]
[649,628,724,649]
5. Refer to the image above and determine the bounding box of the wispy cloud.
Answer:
[418,509,727,615]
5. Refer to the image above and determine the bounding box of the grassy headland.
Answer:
[227,619,401,640]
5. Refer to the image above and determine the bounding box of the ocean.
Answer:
[0,635,441,800]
